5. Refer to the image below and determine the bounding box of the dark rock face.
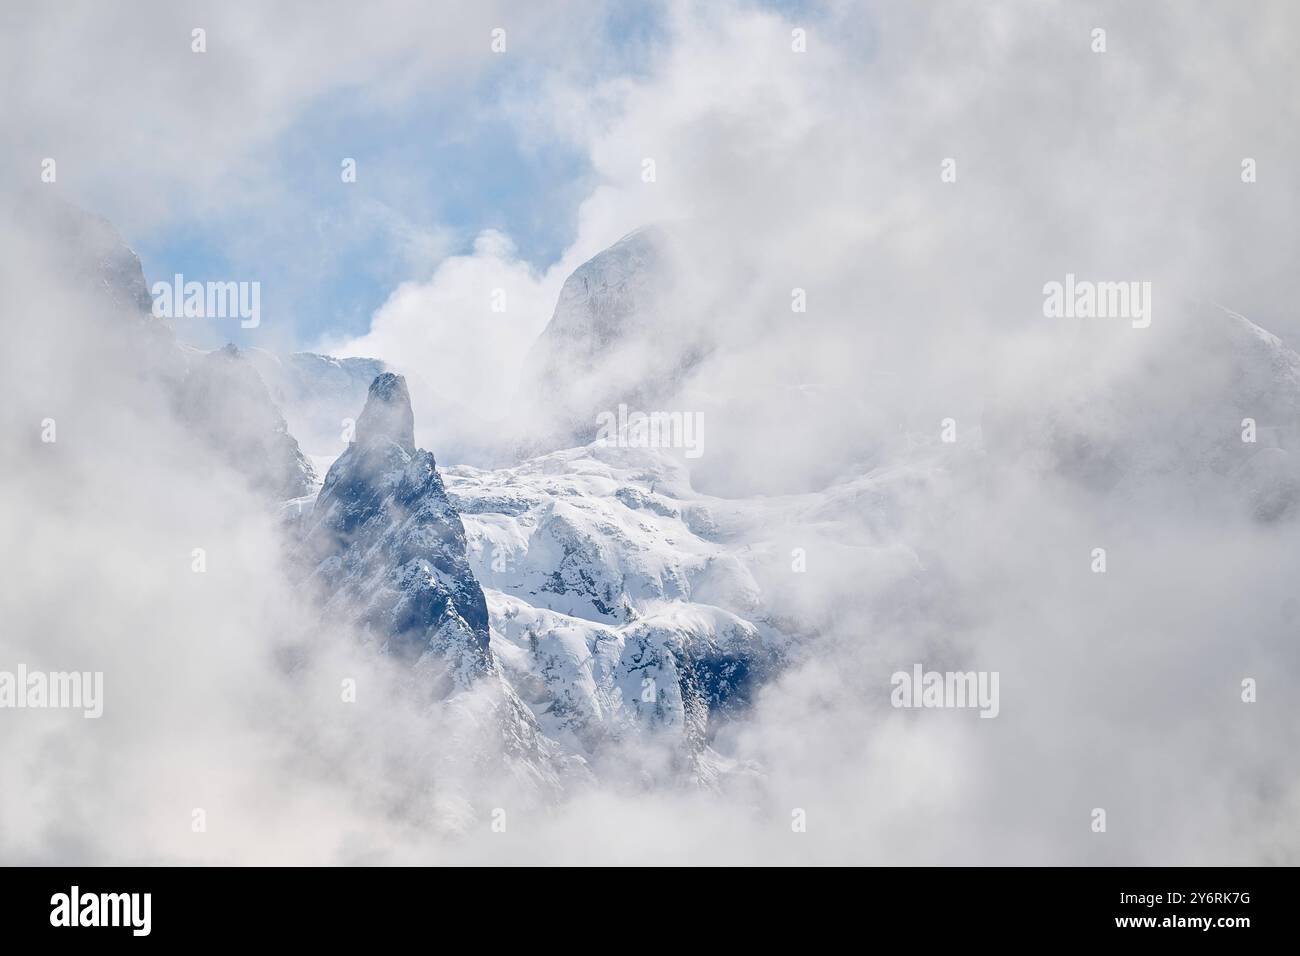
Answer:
[302,373,491,692]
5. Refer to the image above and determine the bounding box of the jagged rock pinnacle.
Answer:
[355,372,415,451]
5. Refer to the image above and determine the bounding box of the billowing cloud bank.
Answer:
[2,1,1299,864]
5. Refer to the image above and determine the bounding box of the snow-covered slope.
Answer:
[443,445,797,774]
[447,446,763,624]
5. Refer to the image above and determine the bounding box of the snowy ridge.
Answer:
[443,444,792,772]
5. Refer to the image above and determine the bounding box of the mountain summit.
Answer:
[517,226,710,454]
[354,372,416,451]
[302,373,492,693]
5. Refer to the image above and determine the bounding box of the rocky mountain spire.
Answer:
[301,373,492,693]
[354,371,416,452]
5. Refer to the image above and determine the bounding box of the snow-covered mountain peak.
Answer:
[515,225,713,455]
[546,227,666,352]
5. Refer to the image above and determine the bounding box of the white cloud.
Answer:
[5,0,1300,865]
